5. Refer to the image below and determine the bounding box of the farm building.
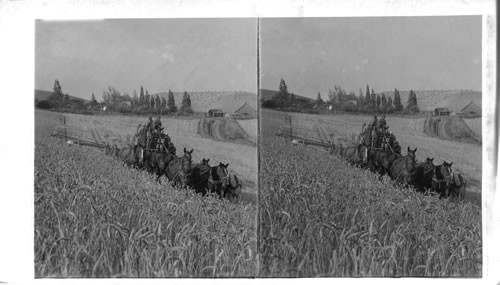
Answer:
[232,102,257,118]
[207,109,224,117]
[460,101,481,117]
[345,99,358,105]
[434,107,450,116]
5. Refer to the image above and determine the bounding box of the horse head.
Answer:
[422,157,435,174]
[434,161,454,197]
[404,147,417,170]
[217,162,230,189]
[180,148,193,177]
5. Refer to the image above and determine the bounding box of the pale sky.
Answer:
[260,16,481,98]
[36,19,257,100]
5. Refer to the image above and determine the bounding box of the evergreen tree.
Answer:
[381,93,387,109]
[180,91,189,109]
[273,78,290,107]
[90,93,97,106]
[316,92,324,104]
[155,94,161,110]
[406,90,419,113]
[376,94,381,110]
[51,79,64,106]
[371,89,377,109]
[180,91,193,114]
[393,88,403,111]
[365,85,371,108]
[279,78,288,94]
[139,86,145,106]
[167,89,177,113]
[387,96,393,108]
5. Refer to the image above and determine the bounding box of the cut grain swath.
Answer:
[51,125,106,149]
[275,125,333,150]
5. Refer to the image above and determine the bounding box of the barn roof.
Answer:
[460,101,481,115]
[208,109,223,113]
[434,107,450,112]
[233,102,257,116]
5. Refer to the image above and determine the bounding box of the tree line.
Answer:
[36,79,194,116]
[262,78,420,114]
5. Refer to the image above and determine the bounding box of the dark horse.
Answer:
[142,150,176,181]
[365,147,402,177]
[188,158,212,195]
[449,171,466,200]
[225,173,242,200]
[208,163,230,198]
[413,157,435,193]
[164,148,193,186]
[432,161,454,198]
[389,147,418,185]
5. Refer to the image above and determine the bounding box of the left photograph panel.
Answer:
[34,19,258,277]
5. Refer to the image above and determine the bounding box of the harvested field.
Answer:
[423,116,481,145]
[37,110,258,200]
[284,111,482,202]
[259,109,482,277]
[198,116,256,146]
[236,119,258,142]
[463,117,482,137]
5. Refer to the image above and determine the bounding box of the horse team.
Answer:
[330,140,466,199]
[104,143,242,200]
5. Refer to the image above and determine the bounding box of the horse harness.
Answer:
[209,169,230,187]
[432,166,453,190]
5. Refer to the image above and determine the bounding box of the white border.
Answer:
[0,0,496,284]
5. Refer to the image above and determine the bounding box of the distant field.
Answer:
[264,109,481,198]
[35,109,258,199]
[160,91,257,114]
[259,109,482,277]
[237,119,258,141]
[463,118,482,136]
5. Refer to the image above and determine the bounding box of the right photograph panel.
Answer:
[258,16,482,277]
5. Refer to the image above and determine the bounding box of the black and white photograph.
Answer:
[34,19,258,277]
[0,0,498,283]
[259,16,484,277]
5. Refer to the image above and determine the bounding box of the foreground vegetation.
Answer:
[35,139,256,277]
[259,136,482,277]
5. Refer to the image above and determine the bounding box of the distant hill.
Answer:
[259,89,314,103]
[35,89,89,103]
[380,89,481,112]
[154,91,257,114]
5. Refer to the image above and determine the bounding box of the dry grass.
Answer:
[259,124,482,277]
[288,112,482,193]
[42,111,257,195]
[236,119,258,141]
[35,138,257,277]
[463,118,482,136]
